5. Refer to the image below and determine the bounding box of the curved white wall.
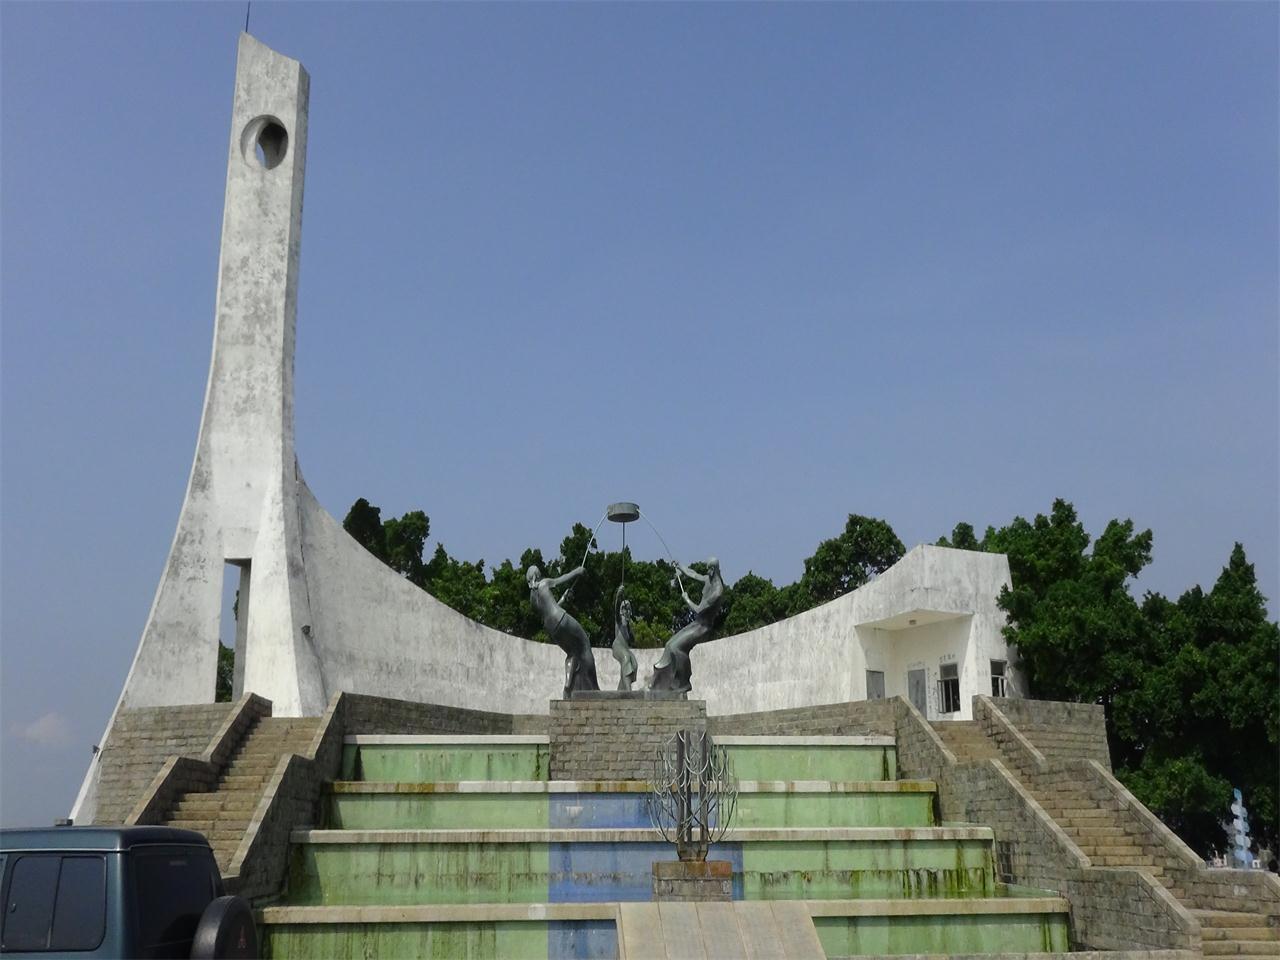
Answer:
[296,480,565,713]
[287,501,1022,722]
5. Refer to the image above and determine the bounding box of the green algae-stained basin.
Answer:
[326,792,551,830]
[720,738,897,781]
[814,910,1070,955]
[731,787,933,829]
[286,831,995,906]
[289,842,552,906]
[740,837,995,901]
[341,737,549,782]
[324,780,937,831]
[262,920,550,959]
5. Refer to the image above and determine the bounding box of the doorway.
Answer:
[222,560,251,701]
[907,668,927,716]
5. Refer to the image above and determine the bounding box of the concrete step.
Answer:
[236,732,314,748]
[240,733,315,748]
[1041,805,1112,817]
[1202,941,1280,956]
[1054,816,1122,830]
[224,756,292,775]
[1203,927,1277,942]
[172,794,260,816]
[1078,851,1158,864]
[1070,823,1129,836]
[164,818,249,843]
[229,751,307,766]
[1195,911,1272,929]
[1076,843,1150,855]
[217,773,275,791]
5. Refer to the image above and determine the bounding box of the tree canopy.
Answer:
[939,500,1278,860]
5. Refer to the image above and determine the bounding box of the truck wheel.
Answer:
[190,895,258,959]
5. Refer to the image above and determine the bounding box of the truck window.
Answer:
[2,855,59,950]
[133,850,218,959]
[50,856,107,950]
[1,854,107,952]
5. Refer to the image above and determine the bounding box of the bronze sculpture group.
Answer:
[526,555,724,698]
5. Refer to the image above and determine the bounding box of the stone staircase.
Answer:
[1028,775,1188,895]
[931,720,1003,763]
[165,716,319,871]
[936,715,1279,957]
[1195,910,1280,956]
[1029,775,1278,957]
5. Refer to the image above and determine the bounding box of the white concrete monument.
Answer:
[72,36,1023,822]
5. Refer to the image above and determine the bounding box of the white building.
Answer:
[667,543,1025,720]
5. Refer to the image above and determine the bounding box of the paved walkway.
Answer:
[618,901,824,960]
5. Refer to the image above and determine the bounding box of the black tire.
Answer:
[190,895,258,959]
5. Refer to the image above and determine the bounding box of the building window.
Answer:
[866,670,885,700]
[939,663,961,714]
[991,660,1008,697]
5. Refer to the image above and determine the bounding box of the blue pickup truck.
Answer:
[0,826,256,959]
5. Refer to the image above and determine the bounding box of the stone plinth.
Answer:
[569,690,688,702]
[549,697,706,781]
[652,859,733,901]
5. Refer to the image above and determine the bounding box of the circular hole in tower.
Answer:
[241,116,288,170]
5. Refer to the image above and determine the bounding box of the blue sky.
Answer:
[1,3,1276,828]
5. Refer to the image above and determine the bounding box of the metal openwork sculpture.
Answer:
[647,729,738,862]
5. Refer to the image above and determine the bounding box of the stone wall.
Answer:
[92,703,235,824]
[549,698,706,780]
[943,760,1194,951]
[707,699,895,737]
[227,692,552,901]
[341,693,547,737]
[989,696,1110,770]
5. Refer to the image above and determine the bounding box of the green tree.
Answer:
[990,502,1153,708]
[791,514,905,613]
[936,521,980,550]
[721,572,786,635]
[422,544,489,621]
[215,642,234,702]
[1119,545,1278,857]
[385,510,430,586]
[342,498,388,563]
[942,501,1278,859]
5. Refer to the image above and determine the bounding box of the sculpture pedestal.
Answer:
[652,859,733,901]
[568,689,687,701]
[548,697,706,781]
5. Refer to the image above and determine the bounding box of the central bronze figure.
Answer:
[526,564,600,697]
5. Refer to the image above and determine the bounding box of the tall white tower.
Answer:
[72,33,326,820]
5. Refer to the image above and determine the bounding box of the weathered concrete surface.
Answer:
[653,543,1025,719]
[73,33,315,822]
